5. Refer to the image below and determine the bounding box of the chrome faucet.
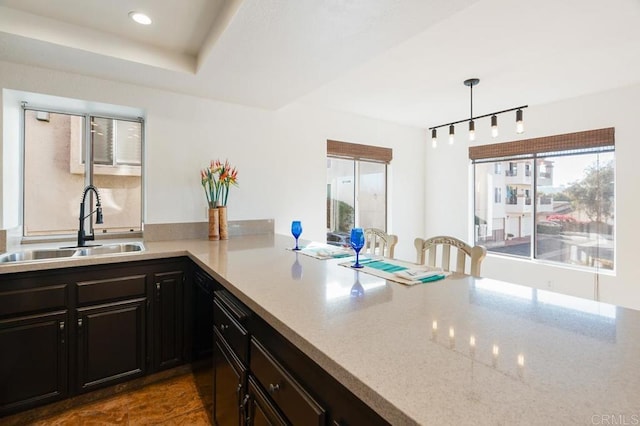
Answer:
[77,185,104,247]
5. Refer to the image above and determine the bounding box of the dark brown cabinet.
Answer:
[213,290,326,426]
[214,328,246,426]
[192,267,215,360]
[1,257,389,423]
[249,338,325,426]
[212,289,389,426]
[76,298,146,392]
[213,289,389,426]
[75,273,148,393]
[0,310,68,414]
[246,377,287,426]
[152,270,184,371]
[0,276,69,417]
[250,318,389,426]
[213,290,250,425]
[0,257,190,417]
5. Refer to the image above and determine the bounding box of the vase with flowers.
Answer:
[201,159,239,240]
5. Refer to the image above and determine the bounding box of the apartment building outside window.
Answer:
[23,106,143,238]
[471,128,615,271]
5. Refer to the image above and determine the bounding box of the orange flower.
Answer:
[200,159,238,207]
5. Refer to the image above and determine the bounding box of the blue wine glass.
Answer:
[350,227,365,268]
[291,221,302,250]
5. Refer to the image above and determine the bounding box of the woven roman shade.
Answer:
[327,140,392,164]
[468,127,614,161]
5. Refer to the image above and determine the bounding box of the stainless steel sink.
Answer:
[0,248,79,263]
[77,242,145,256]
[0,242,145,263]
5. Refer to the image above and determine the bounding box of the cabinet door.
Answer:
[246,377,287,426]
[192,268,214,360]
[76,299,146,393]
[0,311,68,416]
[213,328,245,426]
[153,270,184,371]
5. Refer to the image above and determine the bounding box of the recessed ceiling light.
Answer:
[129,11,152,25]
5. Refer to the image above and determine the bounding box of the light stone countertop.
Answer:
[2,234,639,425]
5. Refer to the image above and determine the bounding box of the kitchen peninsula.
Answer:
[1,234,639,425]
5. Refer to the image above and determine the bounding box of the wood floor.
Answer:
[1,365,214,425]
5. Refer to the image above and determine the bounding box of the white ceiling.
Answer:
[0,0,639,128]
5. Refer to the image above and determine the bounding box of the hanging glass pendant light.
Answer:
[516,109,524,134]
[491,114,499,138]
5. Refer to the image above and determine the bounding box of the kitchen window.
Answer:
[326,140,391,246]
[22,105,143,238]
[470,128,615,271]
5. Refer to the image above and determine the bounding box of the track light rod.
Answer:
[428,105,528,131]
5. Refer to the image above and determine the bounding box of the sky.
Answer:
[540,152,614,189]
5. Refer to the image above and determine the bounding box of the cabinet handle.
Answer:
[219,324,229,332]
[156,282,161,290]
[77,318,83,328]
[240,393,249,408]
[268,383,280,394]
[59,321,65,345]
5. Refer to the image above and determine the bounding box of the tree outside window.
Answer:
[471,128,615,271]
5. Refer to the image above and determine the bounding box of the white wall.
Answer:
[425,83,640,310]
[1,98,19,228]
[0,60,425,261]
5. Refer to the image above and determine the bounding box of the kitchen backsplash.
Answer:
[144,219,274,242]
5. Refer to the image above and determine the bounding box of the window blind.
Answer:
[468,127,614,162]
[115,120,142,165]
[327,140,392,164]
[91,117,114,165]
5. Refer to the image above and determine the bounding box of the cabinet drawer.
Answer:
[77,275,146,305]
[0,284,67,317]
[213,298,249,365]
[247,376,287,426]
[250,338,325,426]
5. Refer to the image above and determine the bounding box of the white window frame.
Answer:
[20,96,145,240]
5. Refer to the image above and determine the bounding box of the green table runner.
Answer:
[339,259,448,285]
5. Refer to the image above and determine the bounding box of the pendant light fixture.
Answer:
[491,114,498,138]
[516,108,524,134]
[429,78,528,148]
[466,78,478,142]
